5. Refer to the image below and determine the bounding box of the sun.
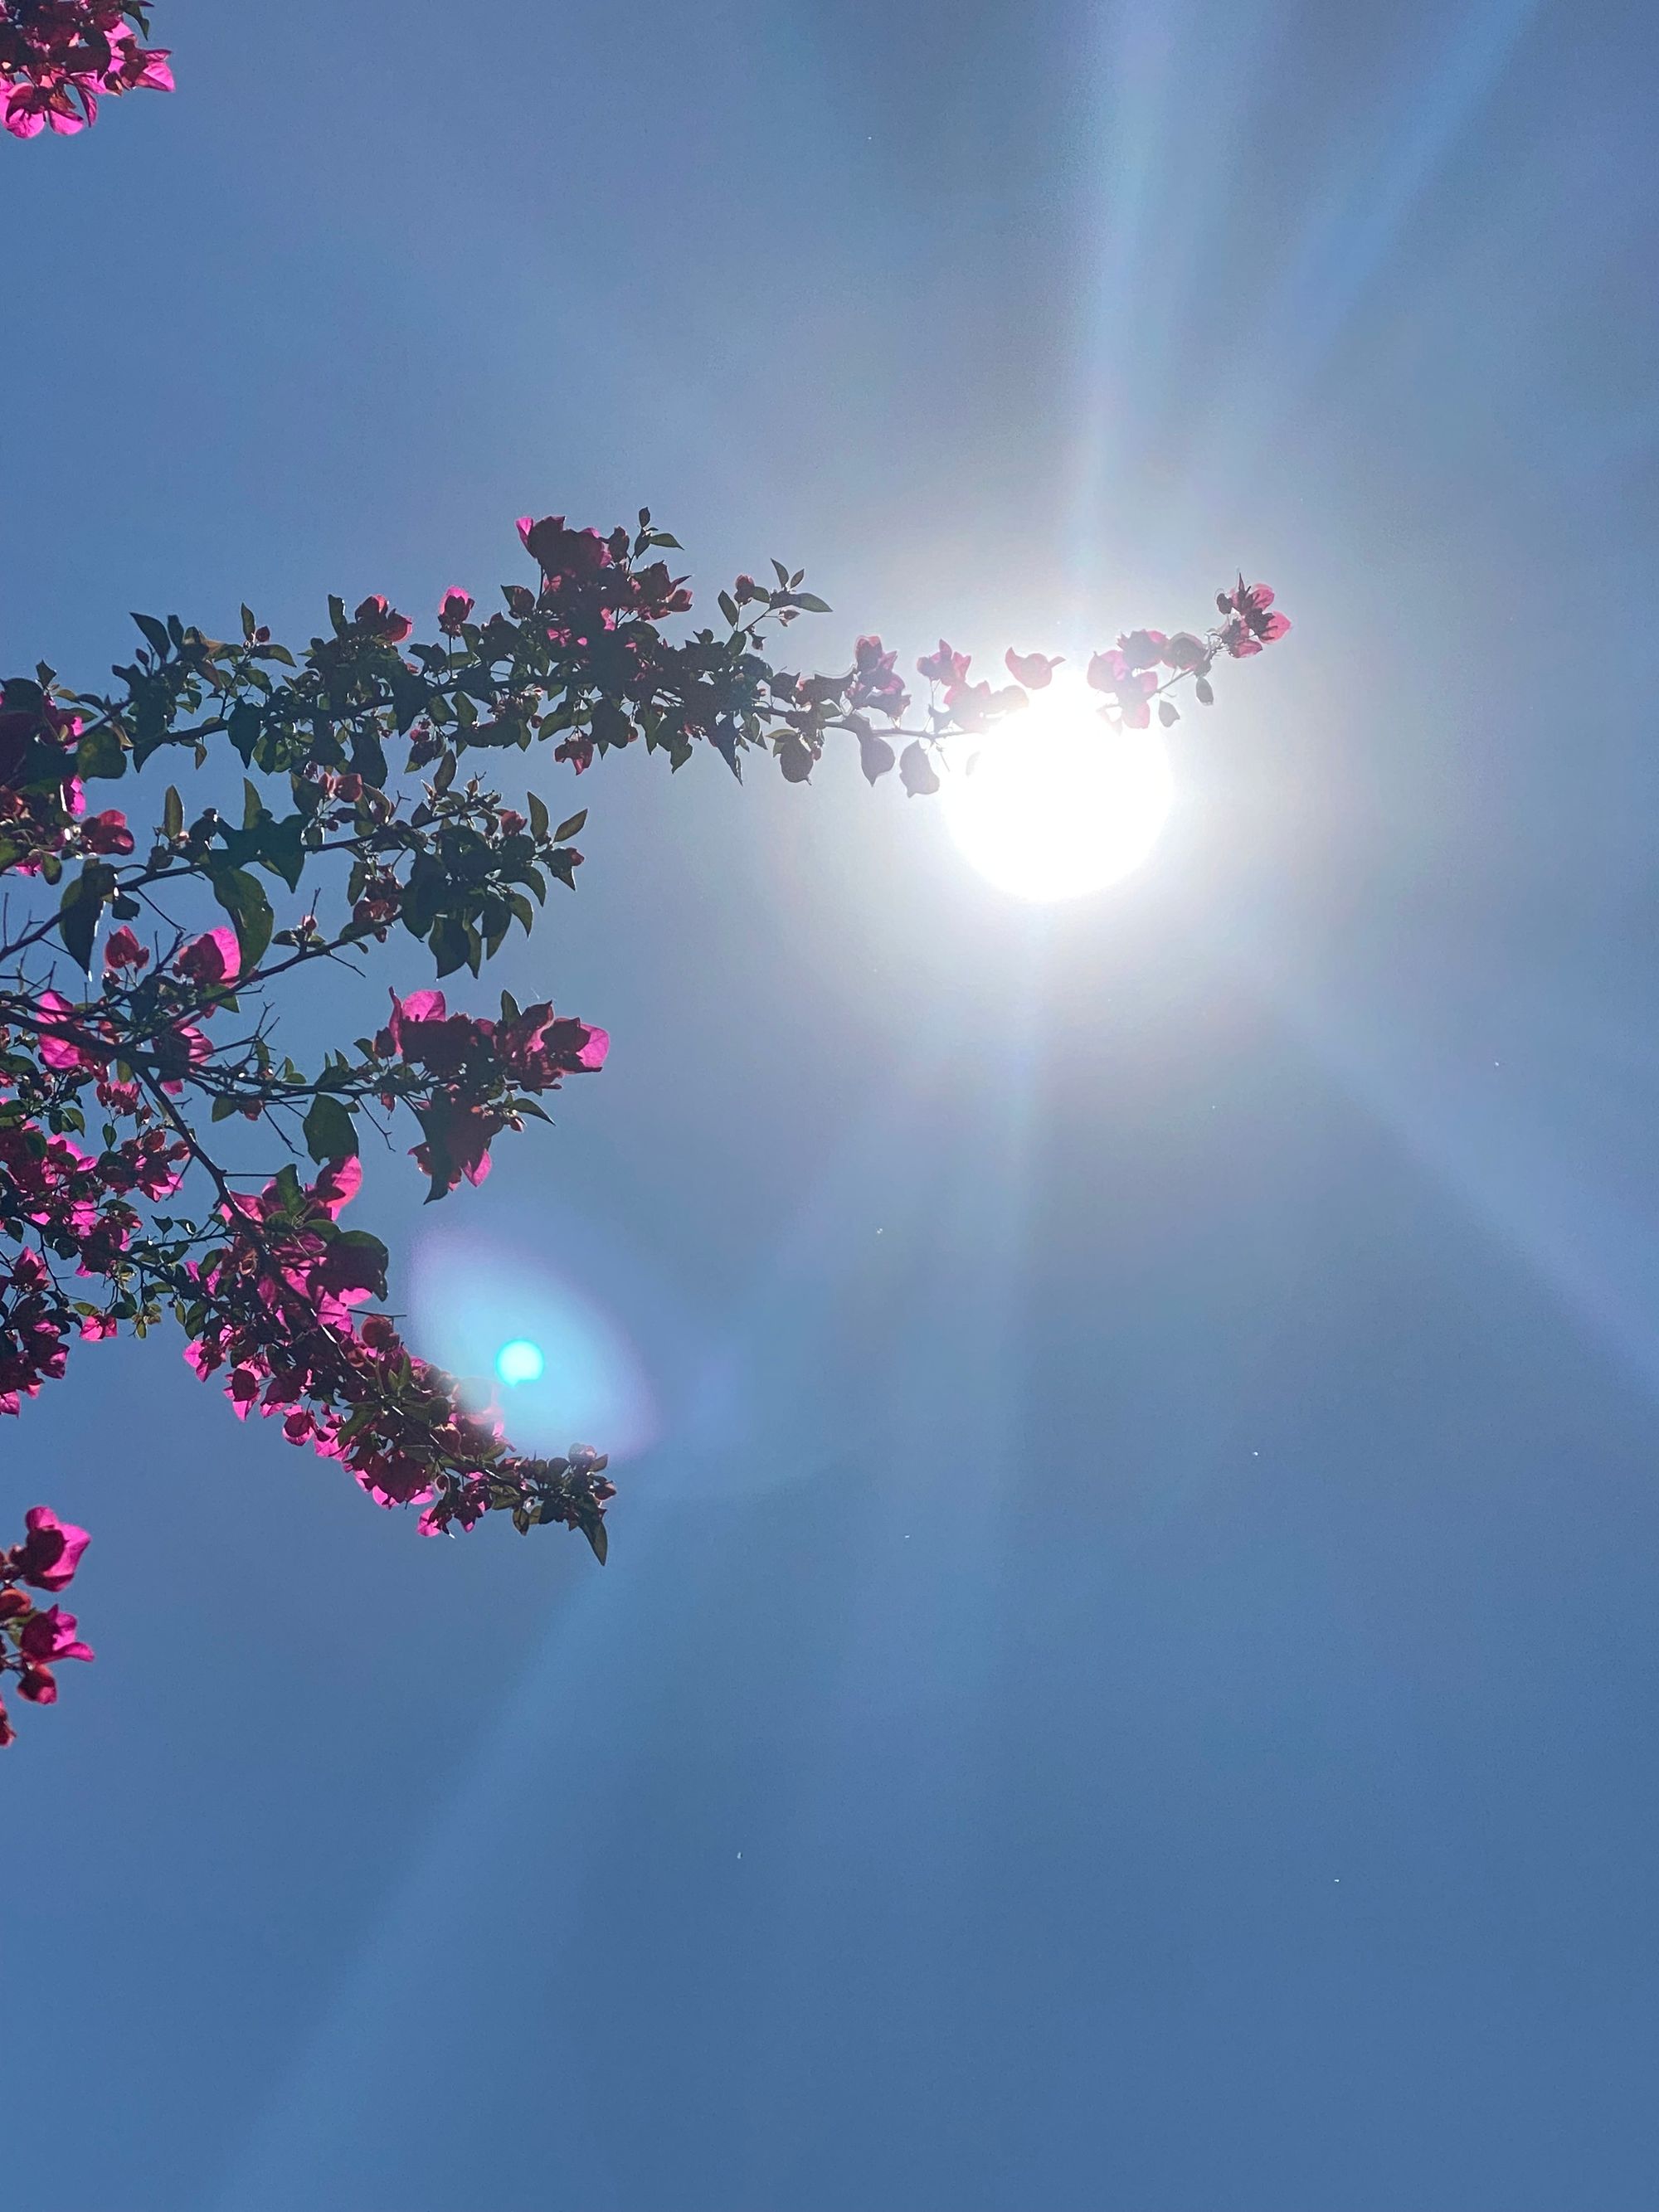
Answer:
[941,673,1175,901]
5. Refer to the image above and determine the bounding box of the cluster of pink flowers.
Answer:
[1078,584,1289,728]
[185,1156,466,1505]
[0,1506,92,1742]
[505,514,696,773]
[0,683,139,872]
[1,484,1291,1749]
[182,1155,615,1548]
[0,2,171,138]
[17,922,243,1096]
[902,581,1292,751]
[377,987,610,1197]
[0,1126,187,1414]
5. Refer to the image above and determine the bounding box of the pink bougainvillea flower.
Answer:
[518,515,612,582]
[19,1606,95,1666]
[103,26,174,95]
[1005,649,1063,689]
[17,1667,57,1705]
[1087,649,1160,728]
[849,634,908,720]
[312,1155,362,1220]
[386,988,448,1056]
[354,595,414,645]
[34,991,107,1073]
[1215,578,1291,657]
[152,1021,212,1091]
[80,808,134,855]
[1160,631,1210,673]
[11,1507,91,1593]
[438,589,475,635]
[1,81,51,139]
[917,639,971,688]
[504,1009,609,1080]
[175,926,240,989]
[944,678,996,732]
[1115,630,1169,671]
[412,1096,501,1196]
[103,926,149,972]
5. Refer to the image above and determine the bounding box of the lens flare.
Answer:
[412,1229,657,1463]
[494,1338,546,1388]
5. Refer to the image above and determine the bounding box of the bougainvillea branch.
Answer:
[0,509,1288,1741]
[0,2,171,138]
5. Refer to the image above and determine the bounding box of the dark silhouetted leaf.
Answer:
[209,866,275,969]
[899,740,940,798]
[57,864,116,972]
[303,1093,358,1165]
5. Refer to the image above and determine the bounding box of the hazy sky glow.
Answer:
[7,2,1659,2209]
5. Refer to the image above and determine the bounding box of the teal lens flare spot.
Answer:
[495,1339,545,1388]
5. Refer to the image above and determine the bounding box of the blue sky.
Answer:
[6,1,1659,2205]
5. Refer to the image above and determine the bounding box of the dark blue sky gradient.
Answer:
[6,2,1659,2206]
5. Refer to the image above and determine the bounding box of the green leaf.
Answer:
[387,664,429,733]
[348,726,388,790]
[429,913,469,977]
[582,1519,608,1565]
[57,864,116,971]
[303,1093,358,1165]
[527,791,548,840]
[553,809,586,841]
[163,785,183,839]
[270,1163,305,1214]
[718,590,740,629]
[132,613,171,659]
[227,700,263,763]
[327,1230,389,1300]
[254,814,305,892]
[209,865,275,970]
[791,592,832,615]
[75,722,125,781]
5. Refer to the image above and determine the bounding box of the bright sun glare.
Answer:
[941,673,1175,902]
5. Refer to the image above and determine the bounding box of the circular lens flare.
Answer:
[495,1338,546,1388]
[413,1228,658,1463]
[941,675,1174,901]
